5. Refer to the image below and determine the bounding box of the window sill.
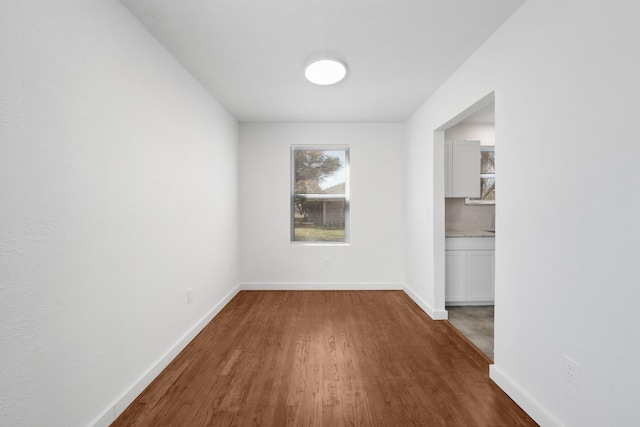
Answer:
[464,198,495,205]
[291,241,350,246]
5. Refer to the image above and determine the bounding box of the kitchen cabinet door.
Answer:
[467,250,495,301]
[445,251,467,302]
[445,140,481,198]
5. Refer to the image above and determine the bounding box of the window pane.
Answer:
[292,147,349,243]
[481,177,495,200]
[293,197,345,242]
[294,150,346,194]
[480,150,495,174]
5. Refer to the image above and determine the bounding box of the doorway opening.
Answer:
[437,93,496,361]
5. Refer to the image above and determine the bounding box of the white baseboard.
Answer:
[239,282,404,291]
[403,285,448,320]
[91,284,241,427]
[490,364,564,427]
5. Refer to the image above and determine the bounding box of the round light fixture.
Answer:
[304,58,347,85]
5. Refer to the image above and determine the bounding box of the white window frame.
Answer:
[291,145,350,244]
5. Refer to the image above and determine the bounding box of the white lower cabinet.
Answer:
[467,250,495,301]
[445,251,467,302]
[445,238,495,304]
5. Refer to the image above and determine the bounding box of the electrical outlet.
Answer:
[187,288,193,304]
[562,355,579,388]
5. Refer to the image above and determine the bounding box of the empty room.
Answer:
[2,1,639,426]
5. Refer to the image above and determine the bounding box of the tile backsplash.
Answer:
[445,198,495,232]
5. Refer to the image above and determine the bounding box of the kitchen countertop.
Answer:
[445,230,495,238]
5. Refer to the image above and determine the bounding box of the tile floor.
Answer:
[446,305,494,360]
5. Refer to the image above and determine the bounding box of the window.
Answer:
[466,146,495,204]
[291,146,349,243]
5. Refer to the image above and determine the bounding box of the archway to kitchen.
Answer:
[436,92,496,361]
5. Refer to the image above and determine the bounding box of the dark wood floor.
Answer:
[113,291,537,426]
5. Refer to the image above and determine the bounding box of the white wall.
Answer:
[239,123,405,289]
[0,1,239,426]
[405,0,640,425]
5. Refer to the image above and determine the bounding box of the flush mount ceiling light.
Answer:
[304,58,347,85]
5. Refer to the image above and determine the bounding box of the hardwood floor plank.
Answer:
[112,291,537,426]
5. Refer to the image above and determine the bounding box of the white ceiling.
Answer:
[119,0,525,123]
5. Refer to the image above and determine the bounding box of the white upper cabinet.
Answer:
[445,140,481,198]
